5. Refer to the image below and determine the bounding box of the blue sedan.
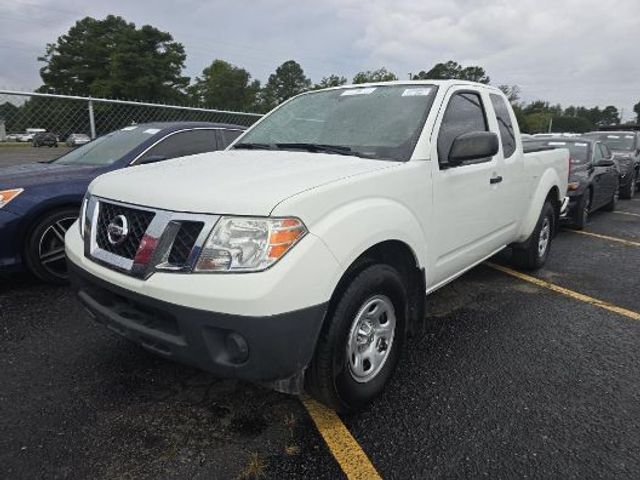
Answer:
[0,122,245,283]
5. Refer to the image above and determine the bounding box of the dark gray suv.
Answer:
[584,130,640,199]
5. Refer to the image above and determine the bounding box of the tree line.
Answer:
[6,15,640,133]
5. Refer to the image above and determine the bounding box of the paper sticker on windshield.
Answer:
[574,142,588,147]
[121,126,137,131]
[625,135,635,138]
[607,135,620,139]
[402,87,433,97]
[548,142,567,146]
[341,88,376,96]
[144,128,161,135]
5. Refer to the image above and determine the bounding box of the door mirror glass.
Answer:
[448,131,499,166]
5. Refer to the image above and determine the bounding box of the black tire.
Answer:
[511,200,555,271]
[305,263,407,412]
[573,191,591,230]
[620,171,636,199]
[603,182,619,212]
[24,207,79,284]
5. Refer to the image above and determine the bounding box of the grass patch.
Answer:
[237,453,266,479]
[0,142,31,148]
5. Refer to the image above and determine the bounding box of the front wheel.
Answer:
[511,200,555,271]
[306,263,407,412]
[24,207,79,284]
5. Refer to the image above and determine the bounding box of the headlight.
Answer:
[79,193,89,238]
[0,188,24,209]
[195,216,307,272]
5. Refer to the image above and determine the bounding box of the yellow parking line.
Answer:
[302,397,382,480]
[614,211,640,218]
[486,262,640,321]
[565,229,640,247]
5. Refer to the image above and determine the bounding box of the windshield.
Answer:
[54,126,158,166]
[583,133,636,152]
[235,84,438,161]
[544,140,591,164]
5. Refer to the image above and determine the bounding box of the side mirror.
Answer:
[448,131,499,167]
[137,154,168,165]
[594,159,615,167]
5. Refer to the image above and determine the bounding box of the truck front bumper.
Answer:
[69,260,327,384]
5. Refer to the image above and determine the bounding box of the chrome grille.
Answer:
[85,197,218,279]
[96,202,155,259]
[167,221,204,266]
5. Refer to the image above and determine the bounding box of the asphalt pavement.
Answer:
[1,150,640,478]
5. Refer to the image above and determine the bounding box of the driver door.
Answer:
[429,87,505,287]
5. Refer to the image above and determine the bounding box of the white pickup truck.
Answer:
[66,81,569,411]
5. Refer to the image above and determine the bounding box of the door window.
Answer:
[220,129,244,148]
[593,143,604,162]
[437,92,489,166]
[138,129,218,163]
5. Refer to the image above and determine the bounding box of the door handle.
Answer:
[490,175,503,184]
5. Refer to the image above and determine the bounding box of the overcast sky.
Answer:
[1,0,639,119]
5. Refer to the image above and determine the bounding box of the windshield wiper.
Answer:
[275,143,361,157]
[233,142,276,150]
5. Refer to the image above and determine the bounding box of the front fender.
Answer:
[304,197,427,272]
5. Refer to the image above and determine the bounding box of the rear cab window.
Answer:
[489,93,516,158]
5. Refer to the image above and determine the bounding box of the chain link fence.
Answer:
[0,90,263,142]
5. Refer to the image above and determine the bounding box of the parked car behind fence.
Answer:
[0,122,246,284]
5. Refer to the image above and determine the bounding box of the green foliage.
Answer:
[412,61,490,84]
[524,112,553,134]
[511,105,528,132]
[634,101,640,123]
[599,106,620,126]
[352,68,397,84]
[550,116,594,133]
[260,60,312,112]
[188,59,261,111]
[0,102,19,123]
[38,15,189,102]
[523,101,562,116]
[314,75,348,90]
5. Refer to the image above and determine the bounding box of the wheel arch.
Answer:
[323,239,426,340]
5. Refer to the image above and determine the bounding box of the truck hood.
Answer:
[90,150,396,215]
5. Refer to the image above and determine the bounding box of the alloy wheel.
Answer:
[538,216,551,258]
[37,215,77,279]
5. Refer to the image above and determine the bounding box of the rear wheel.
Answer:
[511,200,555,271]
[24,207,78,284]
[306,263,407,412]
